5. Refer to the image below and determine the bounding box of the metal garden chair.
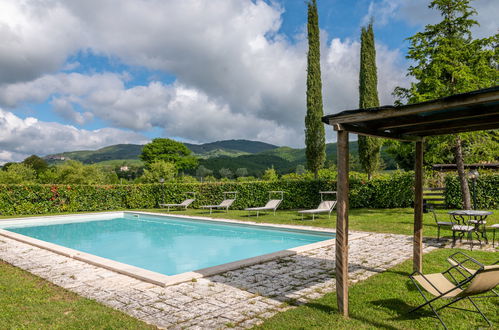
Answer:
[408,252,499,329]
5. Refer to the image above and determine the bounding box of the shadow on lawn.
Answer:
[304,301,402,330]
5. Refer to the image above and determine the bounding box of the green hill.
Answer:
[44,144,144,164]
[44,139,279,164]
[43,139,396,176]
[197,142,396,176]
[184,139,278,155]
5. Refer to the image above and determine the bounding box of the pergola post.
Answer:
[336,129,349,317]
[413,140,424,272]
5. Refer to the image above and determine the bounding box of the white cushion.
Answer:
[452,225,474,232]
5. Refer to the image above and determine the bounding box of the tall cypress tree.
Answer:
[305,0,325,178]
[358,22,383,180]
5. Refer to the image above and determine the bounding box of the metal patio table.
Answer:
[448,210,492,246]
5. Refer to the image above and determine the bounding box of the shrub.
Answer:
[444,174,499,209]
[0,172,419,216]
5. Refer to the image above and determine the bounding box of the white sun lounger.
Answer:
[159,198,195,212]
[298,200,337,220]
[201,191,237,214]
[201,199,236,214]
[245,199,282,217]
[245,191,284,217]
[298,191,337,220]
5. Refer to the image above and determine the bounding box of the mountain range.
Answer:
[44,139,396,175]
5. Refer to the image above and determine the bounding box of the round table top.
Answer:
[448,210,493,216]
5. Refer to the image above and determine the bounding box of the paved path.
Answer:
[0,231,437,329]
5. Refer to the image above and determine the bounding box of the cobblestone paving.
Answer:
[0,232,439,329]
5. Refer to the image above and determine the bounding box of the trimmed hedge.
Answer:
[444,174,499,209]
[0,172,415,216]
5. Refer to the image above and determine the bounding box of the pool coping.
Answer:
[0,211,349,287]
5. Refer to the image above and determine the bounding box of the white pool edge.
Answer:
[0,211,342,287]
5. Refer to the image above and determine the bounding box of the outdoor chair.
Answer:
[429,207,454,241]
[201,191,237,214]
[159,193,196,212]
[245,200,282,217]
[451,224,475,249]
[245,191,284,217]
[298,191,337,221]
[409,252,499,329]
[298,200,337,220]
[491,224,499,247]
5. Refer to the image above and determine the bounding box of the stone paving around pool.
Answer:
[0,230,439,329]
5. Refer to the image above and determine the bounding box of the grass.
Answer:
[256,248,499,330]
[0,208,497,328]
[0,260,153,329]
[152,207,499,240]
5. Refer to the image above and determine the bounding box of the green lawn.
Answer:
[153,207,499,240]
[0,261,152,329]
[0,209,497,329]
[256,248,499,330]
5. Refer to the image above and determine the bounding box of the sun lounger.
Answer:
[201,199,235,214]
[409,251,499,329]
[298,200,337,220]
[159,198,195,211]
[245,191,284,217]
[201,191,237,214]
[246,200,282,217]
[159,192,196,211]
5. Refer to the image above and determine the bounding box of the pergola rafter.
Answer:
[321,86,499,317]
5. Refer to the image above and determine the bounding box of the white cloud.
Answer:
[0,72,125,108]
[0,0,413,157]
[0,108,148,163]
[362,0,400,26]
[365,0,498,38]
[0,0,85,84]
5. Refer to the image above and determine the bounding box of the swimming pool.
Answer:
[0,212,334,282]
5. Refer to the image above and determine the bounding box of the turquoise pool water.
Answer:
[5,213,333,276]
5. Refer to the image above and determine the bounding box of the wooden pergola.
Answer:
[321,86,499,317]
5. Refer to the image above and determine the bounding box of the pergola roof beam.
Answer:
[400,121,499,136]
[392,116,499,135]
[334,123,422,141]
[372,106,498,130]
[323,87,499,128]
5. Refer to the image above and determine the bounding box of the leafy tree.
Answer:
[393,0,499,209]
[196,165,213,180]
[115,164,144,182]
[43,160,116,184]
[0,163,36,183]
[235,168,248,178]
[22,155,48,174]
[305,0,326,178]
[236,176,256,182]
[281,172,304,181]
[176,175,198,183]
[203,175,217,182]
[1,162,15,171]
[358,22,383,180]
[140,138,198,171]
[262,167,278,181]
[141,160,177,183]
[218,168,233,179]
[295,164,307,175]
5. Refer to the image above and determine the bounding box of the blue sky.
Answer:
[0,0,496,163]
